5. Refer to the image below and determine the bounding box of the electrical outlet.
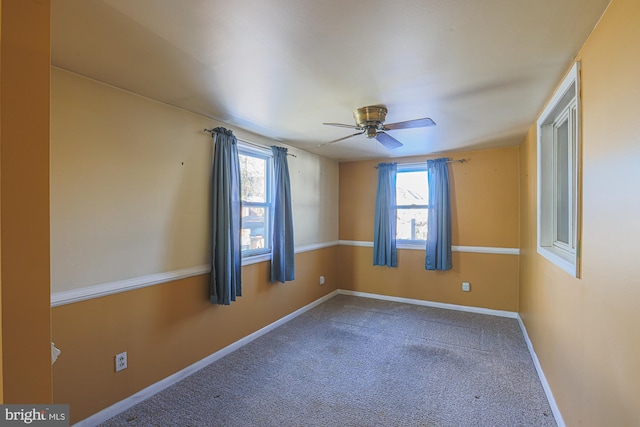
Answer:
[462,282,471,292]
[115,351,127,372]
[319,276,325,285]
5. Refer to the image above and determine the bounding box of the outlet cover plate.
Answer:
[115,351,127,372]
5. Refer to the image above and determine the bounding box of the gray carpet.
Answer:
[99,294,557,427]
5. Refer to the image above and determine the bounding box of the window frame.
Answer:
[550,102,576,254]
[395,162,429,247]
[238,143,273,260]
[537,61,582,277]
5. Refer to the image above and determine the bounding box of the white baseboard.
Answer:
[73,290,339,427]
[338,289,518,318]
[517,314,565,427]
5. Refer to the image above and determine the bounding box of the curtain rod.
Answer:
[204,128,297,157]
[374,158,467,168]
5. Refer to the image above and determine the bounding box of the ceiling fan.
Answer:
[321,106,435,149]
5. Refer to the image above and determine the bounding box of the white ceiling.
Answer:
[51,0,610,161]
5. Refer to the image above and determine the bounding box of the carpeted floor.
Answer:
[100,294,557,426]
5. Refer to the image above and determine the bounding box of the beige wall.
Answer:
[0,0,52,403]
[338,147,520,312]
[50,69,340,423]
[51,68,338,292]
[519,0,640,425]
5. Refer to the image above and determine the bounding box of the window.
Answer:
[238,144,273,257]
[537,62,581,277]
[396,163,429,244]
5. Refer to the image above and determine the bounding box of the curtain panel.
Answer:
[270,146,295,283]
[210,127,242,304]
[425,158,452,271]
[373,162,398,267]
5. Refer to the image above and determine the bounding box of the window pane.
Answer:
[397,208,428,241]
[396,171,428,205]
[556,119,570,245]
[241,206,267,251]
[239,154,266,202]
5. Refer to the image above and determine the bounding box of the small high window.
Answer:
[537,62,581,277]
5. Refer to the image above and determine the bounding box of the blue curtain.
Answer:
[210,128,242,304]
[425,158,452,270]
[373,162,397,267]
[270,146,295,283]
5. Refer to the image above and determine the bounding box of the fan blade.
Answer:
[375,132,403,149]
[383,117,435,130]
[323,122,362,130]
[318,131,365,147]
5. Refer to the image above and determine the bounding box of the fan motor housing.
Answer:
[354,106,387,128]
[353,106,387,138]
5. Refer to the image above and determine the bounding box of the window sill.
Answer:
[241,252,271,266]
[397,241,426,250]
[537,245,578,277]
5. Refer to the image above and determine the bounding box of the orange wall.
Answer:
[52,248,337,424]
[338,146,520,311]
[519,0,640,425]
[339,247,519,311]
[0,0,52,403]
